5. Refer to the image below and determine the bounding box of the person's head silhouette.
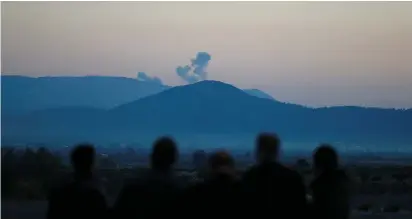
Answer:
[208,150,235,177]
[150,137,178,172]
[256,133,280,164]
[70,144,96,179]
[313,144,339,174]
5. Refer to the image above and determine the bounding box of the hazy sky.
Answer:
[2,2,412,108]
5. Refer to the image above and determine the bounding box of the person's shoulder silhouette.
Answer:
[47,144,107,219]
[310,144,351,219]
[113,136,183,219]
[183,150,244,219]
[242,133,307,217]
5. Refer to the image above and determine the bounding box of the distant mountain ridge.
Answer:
[1,75,169,115]
[1,75,276,114]
[2,79,411,145]
[243,89,276,100]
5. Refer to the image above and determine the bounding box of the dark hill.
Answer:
[2,80,412,145]
[110,80,308,133]
[1,75,275,115]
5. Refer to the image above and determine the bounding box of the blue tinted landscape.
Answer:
[2,2,412,219]
[2,75,412,154]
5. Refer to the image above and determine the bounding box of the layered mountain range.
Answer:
[2,75,411,145]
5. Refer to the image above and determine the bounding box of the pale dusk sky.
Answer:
[1,1,412,108]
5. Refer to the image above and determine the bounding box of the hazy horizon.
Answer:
[2,1,412,108]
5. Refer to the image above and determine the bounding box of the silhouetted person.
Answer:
[113,137,184,219]
[310,144,351,219]
[47,144,108,219]
[242,133,307,218]
[183,151,244,218]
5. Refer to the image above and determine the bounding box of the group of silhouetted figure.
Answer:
[47,133,351,219]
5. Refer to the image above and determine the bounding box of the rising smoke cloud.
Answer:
[137,72,163,85]
[176,52,211,84]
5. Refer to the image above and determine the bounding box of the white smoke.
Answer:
[176,52,212,84]
[137,72,163,85]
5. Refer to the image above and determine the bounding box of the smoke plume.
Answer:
[176,52,211,84]
[137,72,163,85]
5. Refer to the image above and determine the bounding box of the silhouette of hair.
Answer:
[313,144,339,171]
[150,137,178,171]
[208,151,235,170]
[256,132,280,161]
[70,144,96,174]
